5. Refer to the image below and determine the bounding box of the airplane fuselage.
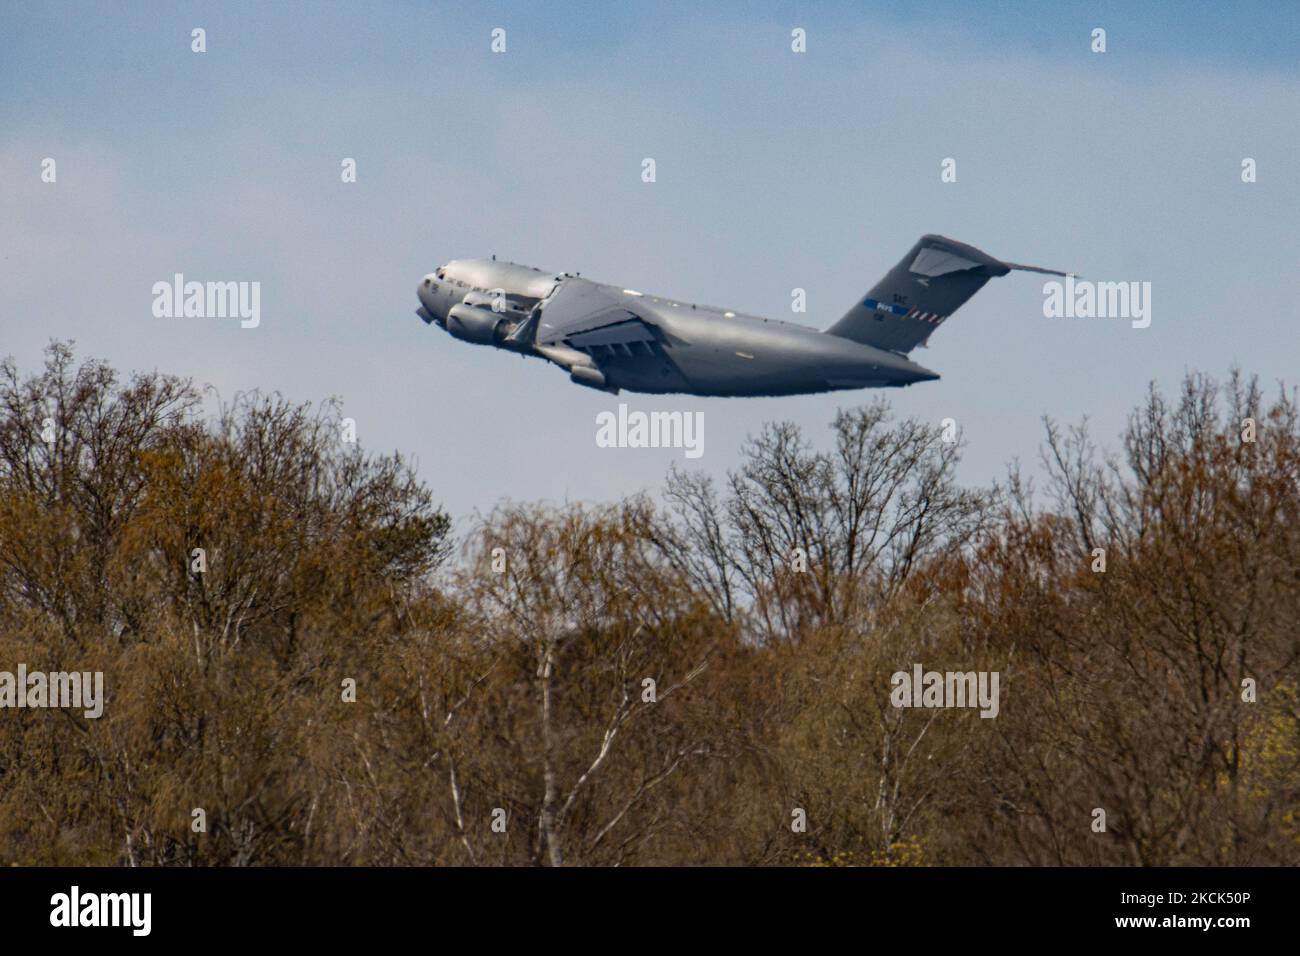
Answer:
[415,257,940,397]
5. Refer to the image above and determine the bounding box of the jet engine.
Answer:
[569,364,618,393]
[445,303,504,345]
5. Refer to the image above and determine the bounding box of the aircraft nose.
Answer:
[418,274,436,302]
[415,274,444,326]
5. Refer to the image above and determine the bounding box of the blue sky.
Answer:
[3,1,1298,523]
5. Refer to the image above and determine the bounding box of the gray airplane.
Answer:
[414,234,1063,397]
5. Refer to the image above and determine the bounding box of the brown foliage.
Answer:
[0,345,1295,865]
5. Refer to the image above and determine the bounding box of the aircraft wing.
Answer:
[534,277,664,352]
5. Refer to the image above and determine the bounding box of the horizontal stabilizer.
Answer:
[1001,260,1069,277]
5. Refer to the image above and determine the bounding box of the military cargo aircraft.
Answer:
[414,234,1064,397]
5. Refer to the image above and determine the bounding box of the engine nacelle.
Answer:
[446,303,504,345]
[569,364,618,394]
